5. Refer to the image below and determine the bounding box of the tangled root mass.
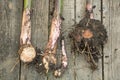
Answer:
[69,17,108,69]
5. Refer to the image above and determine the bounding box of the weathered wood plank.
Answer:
[76,0,86,23]
[103,0,120,80]
[20,0,49,80]
[0,0,22,80]
[75,0,102,80]
[2,0,120,80]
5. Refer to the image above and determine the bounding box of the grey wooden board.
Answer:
[1,0,120,80]
[20,0,49,80]
[0,0,22,80]
[103,0,120,80]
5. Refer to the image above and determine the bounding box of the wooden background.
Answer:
[0,0,120,80]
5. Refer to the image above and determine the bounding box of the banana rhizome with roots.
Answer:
[69,0,108,70]
[18,0,36,63]
[41,0,68,77]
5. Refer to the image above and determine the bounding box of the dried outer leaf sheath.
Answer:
[43,11,61,72]
[86,0,94,19]
[46,0,62,51]
[42,0,62,72]
[47,16,61,49]
[20,0,31,45]
[54,0,63,16]
[20,8,31,45]
[18,0,36,63]
[86,0,92,11]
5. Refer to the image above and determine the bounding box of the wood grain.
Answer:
[0,0,120,80]
[0,0,22,80]
[103,0,120,80]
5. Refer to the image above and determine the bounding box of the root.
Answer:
[54,37,68,77]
